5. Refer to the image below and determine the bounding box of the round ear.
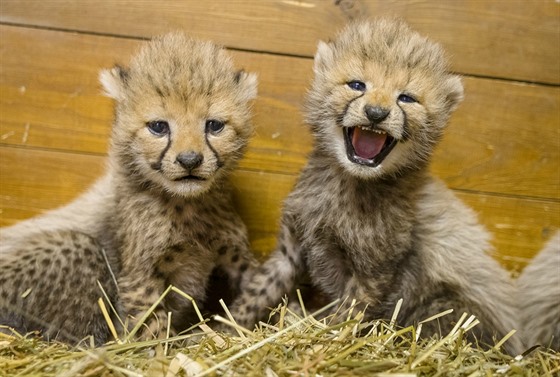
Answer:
[313,40,335,74]
[444,75,464,112]
[235,70,258,102]
[99,66,129,101]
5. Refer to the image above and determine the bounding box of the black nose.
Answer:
[364,105,390,124]
[176,151,203,170]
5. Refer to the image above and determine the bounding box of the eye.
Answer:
[347,80,366,92]
[398,94,417,103]
[146,120,170,136]
[206,119,225,134]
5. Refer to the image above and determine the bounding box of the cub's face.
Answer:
[306,20,463,180]
[100,33,257,197]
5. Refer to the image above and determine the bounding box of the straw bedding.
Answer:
[1,287,558,377]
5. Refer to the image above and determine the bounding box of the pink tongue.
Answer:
[352,128,387,159]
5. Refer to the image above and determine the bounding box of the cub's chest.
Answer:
[294,191,380,243]
[143,198,224,242]
[117,199,222,252]
[154,205,225,288]
[169,205,217,240]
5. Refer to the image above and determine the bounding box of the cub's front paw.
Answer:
[129,308,177,340]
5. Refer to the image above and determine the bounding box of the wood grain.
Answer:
[1,146,557,270]
[1,26,558,199]
[1,4,558,271]
[459,192,560,271]
[1,0,558,83]
[433,79,560,200]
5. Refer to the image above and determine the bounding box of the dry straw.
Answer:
[0,286,558,376]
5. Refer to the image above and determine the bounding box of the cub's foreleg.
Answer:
[118,242,214,338]
[229,223,302,329]
[213,218,259,296]
[117,265,171,338]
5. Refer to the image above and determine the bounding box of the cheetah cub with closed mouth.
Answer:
[0,33,258,344]
[230,19,522,354]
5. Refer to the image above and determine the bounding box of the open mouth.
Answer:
[343,126,397,167]
[174,175,206,182]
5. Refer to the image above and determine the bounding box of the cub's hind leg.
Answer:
[395,283,521,355]
[518,232,560,350]
[0,230,118,345]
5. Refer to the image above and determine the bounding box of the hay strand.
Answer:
[1,297,558,376]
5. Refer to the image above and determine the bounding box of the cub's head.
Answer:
[100,33,257,197]
[306,19,463,180]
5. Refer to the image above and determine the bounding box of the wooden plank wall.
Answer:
[0,0,558,271]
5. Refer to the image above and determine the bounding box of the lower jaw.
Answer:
[340,158,388,180]
[345,141,397,168]
[347,154,383,168]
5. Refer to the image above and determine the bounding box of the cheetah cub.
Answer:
[230,19,522,354]
[0,33,258,344]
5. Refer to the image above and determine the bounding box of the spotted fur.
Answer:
[229,19,522,354]
[0,33,258,344]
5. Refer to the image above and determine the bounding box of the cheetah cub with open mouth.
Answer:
[230,19,522,354]
[0,33,258,344]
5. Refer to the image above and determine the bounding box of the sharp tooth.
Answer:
[355,126,387,135]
